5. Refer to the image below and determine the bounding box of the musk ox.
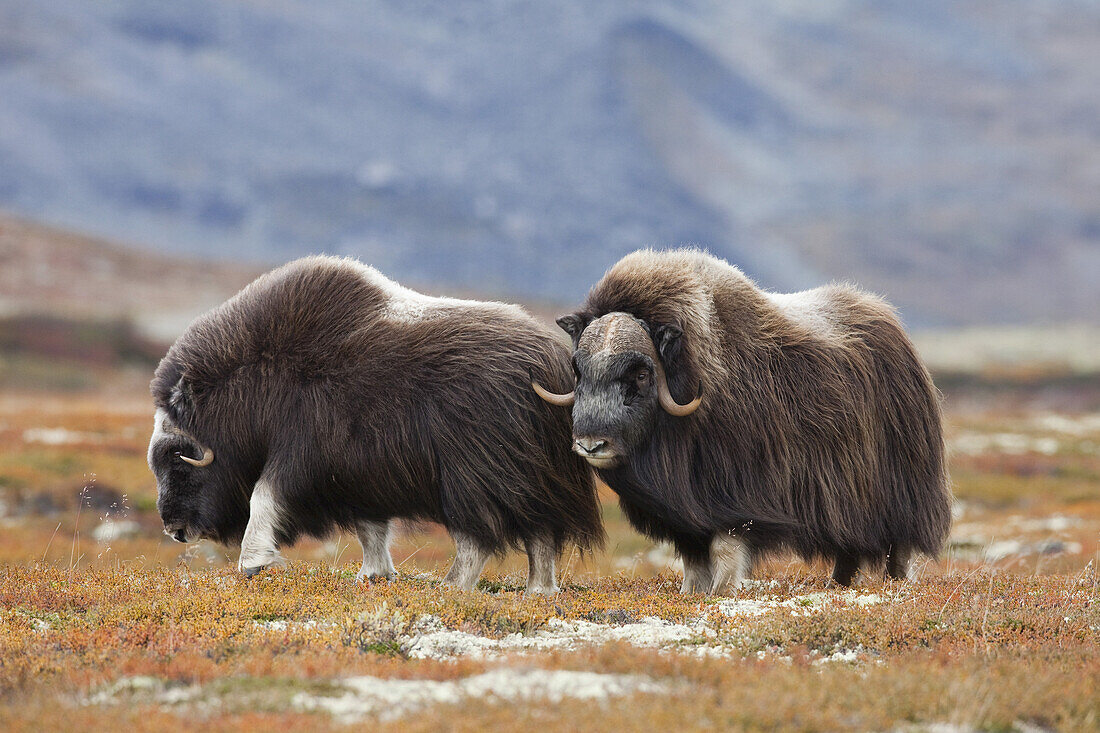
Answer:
[533,249,951,592]
[148,256,602,594]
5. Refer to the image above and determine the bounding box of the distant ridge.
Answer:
[0,212,260,341]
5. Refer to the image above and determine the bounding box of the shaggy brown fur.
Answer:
[561,249,951,583]
[150,256,602,559]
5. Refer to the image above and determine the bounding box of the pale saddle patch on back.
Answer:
[342,258,524,324]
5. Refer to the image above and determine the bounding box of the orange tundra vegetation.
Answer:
[0,385,1098,730]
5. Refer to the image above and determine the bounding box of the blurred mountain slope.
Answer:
[0,0,1097,325]
[0,212,259,341]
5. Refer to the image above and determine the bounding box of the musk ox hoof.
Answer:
[525,584,561,596]
[356,570,397,583]
[238,553,287,578]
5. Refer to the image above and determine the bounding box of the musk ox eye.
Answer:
[173,451,182,458]
[621,368,651,405]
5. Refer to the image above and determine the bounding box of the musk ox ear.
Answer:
[556,313,591,349]
[653,323,684,366]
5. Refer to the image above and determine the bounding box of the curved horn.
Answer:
[180,446,214,467]
[654,363,702,417]
[532,380,575,407]
[531,369,575,407]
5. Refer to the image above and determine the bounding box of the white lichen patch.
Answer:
[87,668,665,721]
[402,615,719,660]
[252,618,330,632]
[1009,514,1081,533]
[84,676,201,707]
[11,609,59,633]
[811,646,872,665]
[713,598,781,617]
[612,544,685,572]
[716,590,882,618]
[389,589,884,662]
[92,520,141,543]
[950,411,1100,459]
[849,593,884,606]
[1029,412,1100,436]
[22,427,103,446]
[895,722,1051,733]
[982,539,1082,562]
[951,431,1060,457]
[292,668,669,723]
[950,513,1090,562]
[403,628,502,659]
[814,648,861,664]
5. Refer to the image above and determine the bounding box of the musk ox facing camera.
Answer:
[534,249,952,593]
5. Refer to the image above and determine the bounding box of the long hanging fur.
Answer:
[574,249,951,567]
[150,256,602,555]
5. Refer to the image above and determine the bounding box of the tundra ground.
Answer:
[0,379,1098,731]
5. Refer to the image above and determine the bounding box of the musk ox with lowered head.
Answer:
[533,249,951,593]
[148,256,602,594]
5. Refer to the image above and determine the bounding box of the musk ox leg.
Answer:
[886,546,912,581]
[830,552,861,587]
[356,520,397,582]
[238,479,287,577]
[441,531,491,591]
[524,535,560,596]
[709,533,751,595]
[680,553,714,594]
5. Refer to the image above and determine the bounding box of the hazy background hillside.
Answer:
[0,0,1098,326]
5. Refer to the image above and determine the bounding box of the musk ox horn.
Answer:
[180,446,214,467]
[655,363,702,417]
[532,380,575,407]
[531,369,575,407]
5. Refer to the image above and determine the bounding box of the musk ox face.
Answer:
[532,312,701,468]
[147,408,247,545]
[571,348,661,467]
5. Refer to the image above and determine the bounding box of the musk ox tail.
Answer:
[872,322,953,558]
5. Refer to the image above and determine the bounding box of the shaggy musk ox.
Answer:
[148,256,601,594]
[534,249,951,592]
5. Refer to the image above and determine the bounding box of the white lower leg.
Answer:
[680,553,714,594]
[356,519,396,581]
[238,479,287,576]
[525,536,560,595]
[442,530,491,591]
[709,532,751,595]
